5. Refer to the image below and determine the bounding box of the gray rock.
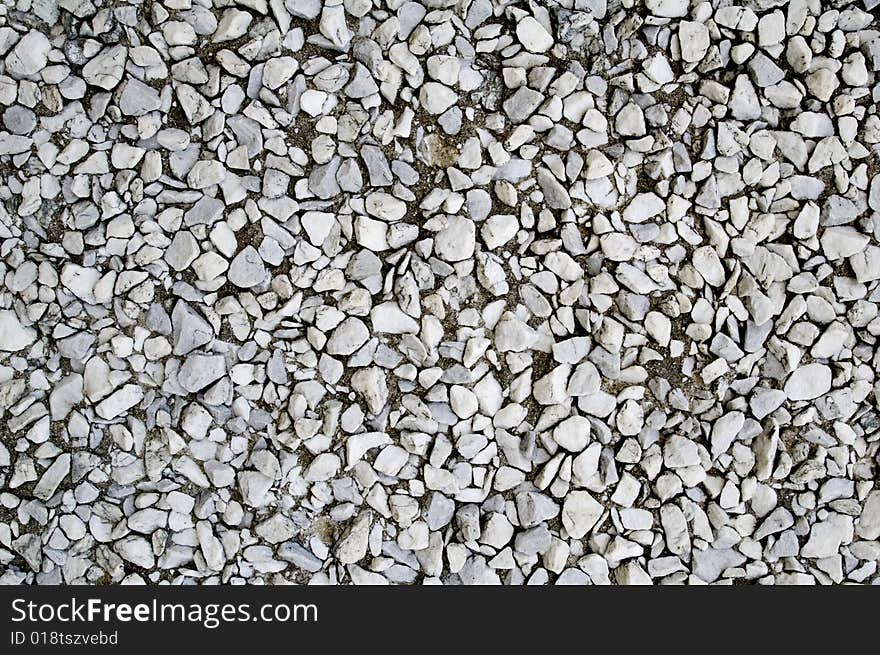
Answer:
[178,354,226,392]
[228,246,268,288]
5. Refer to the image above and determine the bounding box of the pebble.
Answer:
[434,217,476,262]
[517,16,554,54]
[646,0,688,18]
[0,310,36,351]
[95,385,145,420]
[420,83,458,115]
[82,46,127,90]
[553,416,591,452]
[228,246,267,288]
[4,31,50,78]
[178,355,227,393]
[784,363,832,401]
[679,22,710,63]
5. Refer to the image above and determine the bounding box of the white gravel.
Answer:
[0,0,879,587]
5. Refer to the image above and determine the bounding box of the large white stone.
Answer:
[784,363,832,401]
[0,310,36,351]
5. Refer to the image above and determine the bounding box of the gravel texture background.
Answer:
[1,0,880,585]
